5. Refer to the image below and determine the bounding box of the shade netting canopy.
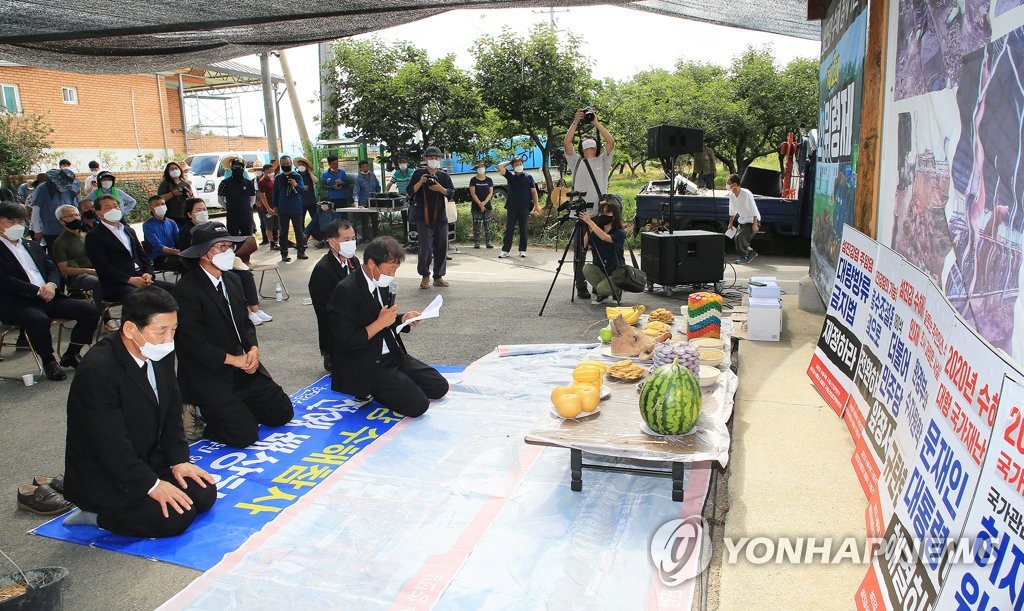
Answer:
[0,0,819,74]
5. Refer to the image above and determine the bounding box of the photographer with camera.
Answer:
[563,107,615,299]
[408,146,455,288]
[273,155,307,262]
[497,156,541,258]
[579,197,626,304]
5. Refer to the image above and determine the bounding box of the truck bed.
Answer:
[634,193,806,237]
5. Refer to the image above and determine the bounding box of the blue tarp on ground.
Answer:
[31,368,463,570]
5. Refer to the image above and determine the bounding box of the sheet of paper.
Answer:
[396,295,443,332]
[724,226,737,239]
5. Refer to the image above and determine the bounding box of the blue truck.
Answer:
[443,144,561,205]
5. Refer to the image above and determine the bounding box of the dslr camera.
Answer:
[425,175,438,187]
[580,106,596,124]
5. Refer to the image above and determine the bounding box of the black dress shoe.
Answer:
[59,352,82,368]
[33,474,64,494]
[281,256,292,263]
[577,289,592,300]
[297,252,309,260]
[17,484,73,516]
[270,242,279,251]
[43,360,67,381]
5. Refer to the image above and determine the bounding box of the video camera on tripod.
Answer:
[556,191,589,214]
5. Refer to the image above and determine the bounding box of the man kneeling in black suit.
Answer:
[327,236,449,416]
[173,221,294,448]
[63,286,216,537]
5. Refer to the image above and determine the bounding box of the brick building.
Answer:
[0,60,281,171]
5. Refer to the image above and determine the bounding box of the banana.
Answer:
[605,305,647,325]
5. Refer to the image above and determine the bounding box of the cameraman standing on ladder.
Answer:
[564,107,615,300]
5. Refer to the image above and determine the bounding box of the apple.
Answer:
[599,326,612,343]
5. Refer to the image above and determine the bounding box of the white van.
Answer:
[183,151,269,211]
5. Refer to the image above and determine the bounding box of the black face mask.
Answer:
[82,210,97,221]
[65,219,84,231]
[595,214,614,226]
[281,165,293,173]
[232,166,244,180]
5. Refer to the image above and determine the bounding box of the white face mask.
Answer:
[194,211,209,224]
[298,166,308,173]
[3,224,25,242]
[375,273,394,288]
[169,169,181,179]
[399,164,408,171]
[153,205,167,218]
[100,180,113,189]
[476,167,485,175]
[338,240,357,259]
[132,332,175,361]
[103,208,123,223]
[426,159,440,170]
[211,250,236,271]
[512,165,524,174]
[91,170,99,176]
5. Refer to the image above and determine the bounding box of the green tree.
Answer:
[473,24,598,191]
[0,112,53,185]
[320,38,485,159]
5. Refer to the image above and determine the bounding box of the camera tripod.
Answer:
[538,216,620,317]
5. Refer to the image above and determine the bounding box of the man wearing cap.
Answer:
[173,221,294,448]
[30,168,80,248]
[218,157,257,238]
[83,171,137,215]
[408,146,455,288]
[563,108,616,300]
[320,155,350,209]
[0,202,100,381]
[85,195,174,301]
[496,157,540,258]
[273,155,307,262]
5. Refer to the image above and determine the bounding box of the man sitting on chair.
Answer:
[85,194,174,301]
[308,219,358,372]
[0,202,99,381]
[173,221,294,448]
[63,286,216,537]
[327,236,448,416]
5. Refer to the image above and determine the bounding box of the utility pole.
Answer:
[278,48,313,161]
[260,52,279,161]
[533,7,568,26]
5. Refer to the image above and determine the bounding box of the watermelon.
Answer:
[639,359,703,435]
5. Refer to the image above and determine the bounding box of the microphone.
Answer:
[388,282,398,308]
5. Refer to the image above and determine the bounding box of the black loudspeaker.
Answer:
[640,230,724,286]
[647,125,704,159]
[740,166,782,197]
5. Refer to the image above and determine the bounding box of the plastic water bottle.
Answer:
[274,283,283,302]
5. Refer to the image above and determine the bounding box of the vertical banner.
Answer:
[936,375,1024,610]
[810,0,868,301]
[807,226,879,416]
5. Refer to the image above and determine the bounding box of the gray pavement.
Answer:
[0,237,815,609]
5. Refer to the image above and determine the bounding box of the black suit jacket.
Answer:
[0,238,62,320]
[327,270,409,397]
[64,333,188,511]
[173,267,267,405]
[84,221,154,301]
[308,252,359,320]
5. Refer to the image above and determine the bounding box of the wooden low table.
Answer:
[524,371,735,502]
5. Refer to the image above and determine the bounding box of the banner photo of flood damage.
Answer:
[877,0,1024,362]
[810,0,868,301]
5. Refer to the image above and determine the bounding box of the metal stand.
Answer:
[538,219,619,316]
[569,448,687,502]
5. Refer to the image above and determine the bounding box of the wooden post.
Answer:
[854,0,890,239]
